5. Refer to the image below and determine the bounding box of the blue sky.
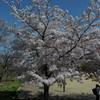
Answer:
[0,0,90,25]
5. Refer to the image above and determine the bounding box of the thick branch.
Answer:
[58,14,100,59]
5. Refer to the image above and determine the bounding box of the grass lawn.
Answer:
[0,78,23,100]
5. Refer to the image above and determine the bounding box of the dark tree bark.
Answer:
[63,78,66,92]
[0,76,2,82]
[44,84,49,100]
[63,83,65,92]
[43,64,50,100]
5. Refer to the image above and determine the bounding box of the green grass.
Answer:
[0,81,22,91]
[0,78,24,100]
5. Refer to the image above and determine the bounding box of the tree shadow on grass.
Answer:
[33,92,96,100]
[17,90,45,100]
[16,90,96,100]
[0,91,18,100]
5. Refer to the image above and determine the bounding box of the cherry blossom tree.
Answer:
[2,0,100,100]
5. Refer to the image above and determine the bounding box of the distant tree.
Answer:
[79,51,100,81]
[0,19,16,81]
[0,19,14,46]
[2,0,100,100]
[0,19,9,47]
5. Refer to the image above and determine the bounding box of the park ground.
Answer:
[17,76,100,100]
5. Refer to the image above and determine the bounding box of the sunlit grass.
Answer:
[0,80,23,91]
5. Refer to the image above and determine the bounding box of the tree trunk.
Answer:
[42,64,51,100]
[0,75,3,82]
[44,84,49,100]
[0,77,2,82]
[63,83,65,92]
[63,78,66,92]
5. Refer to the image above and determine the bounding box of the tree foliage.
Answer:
[2,0,100,99]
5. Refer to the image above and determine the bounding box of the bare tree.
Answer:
[0,19,16,81]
